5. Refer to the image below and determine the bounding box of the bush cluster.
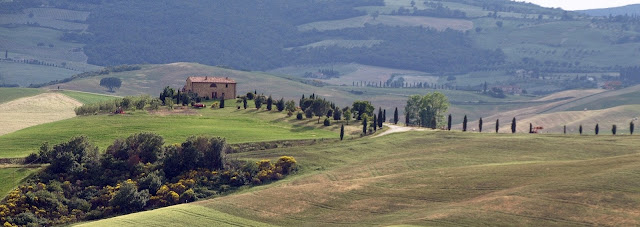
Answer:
[1,133,297,226]
[74,95,157,116]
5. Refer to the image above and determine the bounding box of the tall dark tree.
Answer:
[529,123,533,133]
[405,112,410,126]
[631,121,635,135]
[394,107,399,124]
[495,119,499,133]
[511,117,516,133]
[378,108,383,128]
[340,124,344,141]
[243,98,247,109]
[219,95,225,108]
[300,94,305,107]
[266,95,273,111]
[595,124,599,135]
[176,90,181,105]
[383,109,386,123]
[4,50,7,59]
[100,77,122,92]
[479,118,483,133]
[373,114,377,131]
[612,124,617,135]
[447,114,452,131]
[363,117,368,134]
[462,115,467,132]
[564,125,566,134]
[579,125,583,135]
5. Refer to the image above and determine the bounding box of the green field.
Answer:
[77,204,276,227]
[0,87,43,103]
[0,167,40,197]
[60,90,120,104]
[0,62,80,87]
[0,103,340,158]
[82,131,640,226]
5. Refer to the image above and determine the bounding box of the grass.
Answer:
[76,203,276,227]
[0,62,80,87]
[0,103,342,158]
[0,167,40,197]
[82,130,640,226]
[0,87,43,104]
[296,15,472,32]
[59,90,120,104]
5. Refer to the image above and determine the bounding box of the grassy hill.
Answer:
[579,4,640,16]
[81,131,640,226]
[0,99,343,158]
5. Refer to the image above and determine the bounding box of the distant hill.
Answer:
[579,4,640,16]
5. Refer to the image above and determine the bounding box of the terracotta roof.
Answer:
[188,76,236,83]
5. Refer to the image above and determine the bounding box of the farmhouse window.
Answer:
[226,84,228,88]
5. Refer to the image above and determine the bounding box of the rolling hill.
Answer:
[80,131,640,226]
[579,4,640,17]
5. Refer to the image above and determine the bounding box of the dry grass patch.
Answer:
[0,92,81,136]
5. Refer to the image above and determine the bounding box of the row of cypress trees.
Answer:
[447,114,636,135]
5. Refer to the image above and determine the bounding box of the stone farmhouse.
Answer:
[183,76,237,99]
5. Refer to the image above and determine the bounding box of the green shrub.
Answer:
[296,112,303,120]
[323,118,331,126]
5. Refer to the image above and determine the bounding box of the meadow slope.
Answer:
[82,131,640,226]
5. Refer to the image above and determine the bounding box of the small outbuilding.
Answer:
[183,76,236,99]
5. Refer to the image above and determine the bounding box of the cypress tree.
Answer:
[176,90,181,105]
[462,115,467,132]
[579,125,583,135]
[405,112,410,126]
[243,98,247,109]
[300,94,305,107]
[394,107,399,124]
[631,121,635,135]
[595,124,599,135]
[479,118,483,133]
[220,95,225,108]
[564,125,566,134]
[495,119,499,133]
[383,109,386,123]
[511,117,517,133]
[529,123,533,133]
[363,117,368,134]
[447,114,452,131]
[373,114,377,131]
[612,124,617,135]
[254,90,257,95]
[378,108,383,128]
[340,124,344,140]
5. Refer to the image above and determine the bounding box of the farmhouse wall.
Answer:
[184,77,237,99]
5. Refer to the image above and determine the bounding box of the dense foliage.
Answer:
[75,0,503,73]
[404,92,450,128]
[1,134,297,226]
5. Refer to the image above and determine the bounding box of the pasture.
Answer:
[82,130,640,226]
[60,90,120,104]
[0,87,42,104]
[0,61,79,86]
[297,15,473,32]
[0,101,342,158]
